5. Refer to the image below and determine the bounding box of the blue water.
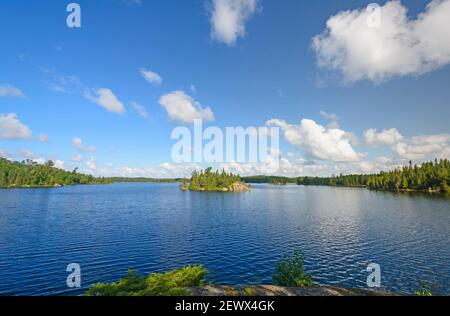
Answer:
[0,183,448,295]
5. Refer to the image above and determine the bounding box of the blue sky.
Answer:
[1,0,449,177]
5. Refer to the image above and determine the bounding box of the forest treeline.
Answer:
[242,176,297,184]
[297,159,450,193]
[0,158,110,188]
[184,167,243,192]
[108,177,181,183]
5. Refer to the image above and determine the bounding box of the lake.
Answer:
[0,183,448,295]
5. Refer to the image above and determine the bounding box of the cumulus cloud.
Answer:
[85,88,125,114]
[361,126,449,160]
[210,0,259,45]
[219,156,293,176]
[120,163,201,178]
[312,0,450,83]
[0,84,25,97]
[217,156,400,177]
[86,157,97,171]
[266,118,361,162]
[72,137,96,153]
[159,90,214,124]
[364,128,403,146]
[54,160,65,169]
[393,134,450,160]
[140,68,162,86]
[131,102,149,118]
[0,113,33,140]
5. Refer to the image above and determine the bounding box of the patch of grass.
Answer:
[86,265,207,296]
[272,247,313,287]
[242,287,257,296]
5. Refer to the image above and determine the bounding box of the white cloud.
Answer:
[158,90,214,124]
[72,137,96,153]
[266,118,361,162]
[393,134,450,160]
[0,85,24,97]
[16,149,47,165]
[0,113,33,140]
[218,157,375,177]
[210,0,259,45]
[54,160,65,169]
[0,148,12,159]
[119,163,201,178]
[17,148,35,159]
[320,111,339,122]
[131,102,149,118]
[364,128,403,146]
[71,154,83,162]
[85,88,125,114]
[41,68,81,94]
[32,158,46,165]
[86,157,97,171]
[38,134,49,143]
[72,137,83,151]
[320,110,340,128]
[312,0,450,83]
[140,68,162,86]
[219,156,294,176]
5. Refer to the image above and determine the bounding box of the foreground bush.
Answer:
[414,282,433,296]
[272,248,313,287]
[86,265,207,296]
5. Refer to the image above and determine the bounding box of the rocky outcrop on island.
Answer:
[181,168,250,193]
[231,181,251,192]
[183,181,250,193]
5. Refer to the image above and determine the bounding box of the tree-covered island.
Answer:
[181,167,250,192]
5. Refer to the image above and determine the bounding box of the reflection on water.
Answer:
[0,183,448,295]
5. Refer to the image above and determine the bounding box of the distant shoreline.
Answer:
[1,180,448,196]
[2,159,448,194]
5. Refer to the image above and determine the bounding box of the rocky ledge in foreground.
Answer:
[188,285,402,296]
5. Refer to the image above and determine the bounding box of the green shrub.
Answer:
[86,265,207,296]
[272,248,313,287]
[414,283,433,296]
